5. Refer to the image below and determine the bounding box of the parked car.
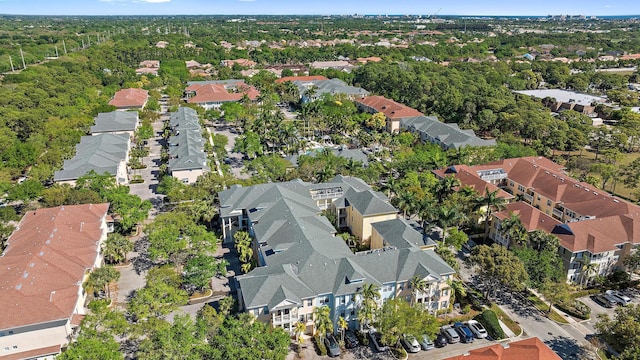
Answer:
[466,320,488,339]
[606,290,632,306]
[401,334,421,353]
[435,333,449,348]
[418,334,435,350]
[592,294,615,308]
[441,326,460,343]
[454,322,475,343]
[369,331,389,352]
[344,330,359,349]
[324,334,341,357]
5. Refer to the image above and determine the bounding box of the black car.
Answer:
[344,330,359,349]
[435,333,448,348]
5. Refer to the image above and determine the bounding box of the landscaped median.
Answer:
[526,292,569,324]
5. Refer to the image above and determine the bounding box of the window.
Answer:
[3,347,9,352]
[442,289,449,296]
[319,296,329,305]
[518,185,525,192]
[510,181,514,187]
[7,331,12,335]
[440,301,448,309]
[307,299,312,307]
[11,346,16,350]
[547,200,552,206]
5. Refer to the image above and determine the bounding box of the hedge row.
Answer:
[556,300,591,320]
[474,310,505,340]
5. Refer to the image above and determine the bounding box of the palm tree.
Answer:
[447,279,466,312]
[475,189,507,241]
[528,230,560,253]
[578,256,599,287]
[394,190,417,219]
[337,316,348,344]
[436,203,465,247]
[499,212,527,247]
[84,265,121,299]
[409,276,427,306]
[313,305,333,341]
[294,321,307,355]
[357,283,380,330]
[102,233,133,265]
[240,262,252,274]
[435,175,461,203]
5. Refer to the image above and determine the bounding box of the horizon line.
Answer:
[1,13,640,17]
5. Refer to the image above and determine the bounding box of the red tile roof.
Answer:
[275,75,328,83]
[355,96,423,119]
[444,337,561,360]
[0,204,109,331]
[494,202,561,233]
[108,88,148,108]
[433,167,514,200]
[186,81,260,104]
[0,345,61,360]
[222,58,257,68]
[553,213,640,253]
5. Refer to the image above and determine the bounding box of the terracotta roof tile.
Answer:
[0,345,61,360]
[355,96,423,119]
[108,88,148,108]
[444,337,561,360]
[0,204,109,331]
[275,75,328,84]
[494,202,561,233]
[186,81,260,104]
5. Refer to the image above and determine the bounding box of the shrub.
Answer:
[356,330,369,346]
[571,288,601,299]
[475,310,505,340]
[313,334,327,356]
[556,300,591,320]
[461,304,472,314]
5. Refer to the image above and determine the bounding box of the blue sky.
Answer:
[1,0,639,16]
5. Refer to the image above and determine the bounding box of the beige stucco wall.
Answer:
[0,323,69,359]
[171,168,205,184]
[346,206,397,245]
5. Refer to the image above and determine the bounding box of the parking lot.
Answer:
[577,288,640,333]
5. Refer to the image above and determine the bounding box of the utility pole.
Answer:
[55,45,59,58]
[9,55,14,72]
[19,47,26,69]
[62,40,67,55]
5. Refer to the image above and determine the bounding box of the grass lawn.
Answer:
[489,304,522,336]
[554,150,640,201]
[526,294,569,324]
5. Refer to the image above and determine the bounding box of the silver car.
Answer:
[401,334,421,353]
[466,320,488,339]
[606,290,631,306]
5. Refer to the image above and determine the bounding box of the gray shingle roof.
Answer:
[54,133,129,182]
[285,148,369,167]
[167,107,209,172]
[90,111,139,134]
[342,187,397,216]
[372,218,437,249]
[401,116,496,150]
[293,78,369,100]
[223,177,454,310]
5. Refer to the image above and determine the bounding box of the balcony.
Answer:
[522,193,533,203]
[553,208,563,219]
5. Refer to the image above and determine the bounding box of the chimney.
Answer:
[50,291,56,302]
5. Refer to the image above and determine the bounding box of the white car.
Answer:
[466,320,488,339]
[606,290,631,306]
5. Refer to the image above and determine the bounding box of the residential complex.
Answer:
[166,107,209,184]
[90,111,140,136]
[135,60,160,76]
[0,204,111,360]
[108,88,149,110]
[218,176,455,335]
[53,133,131,186]
[284,77,369,102]
[436,156,640,283]
[356,95,423,133]
[185,80,260,110]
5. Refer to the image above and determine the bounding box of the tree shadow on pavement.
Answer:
[545,335,595,360]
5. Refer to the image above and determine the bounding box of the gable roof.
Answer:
[167,107,208,172]
[275,75,328,84]
[372,218,436,249]
[552,213,640,253]
[356,96,423,119]
[90,111,139,134]
[401,115,496,149]
[186,80,260,104]
[292,78,369,98]
[108,88,148,108]
[342,187,397,216]
[0,204,109,331]
[494,202,561,233]
[54,133,130,182]
[444,337,561,360]
[223,178,454,310]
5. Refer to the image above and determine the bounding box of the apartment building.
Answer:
[166,107,209,184]
[218,176,454,335]
[438,157,640,283]
[0,204,110,360]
